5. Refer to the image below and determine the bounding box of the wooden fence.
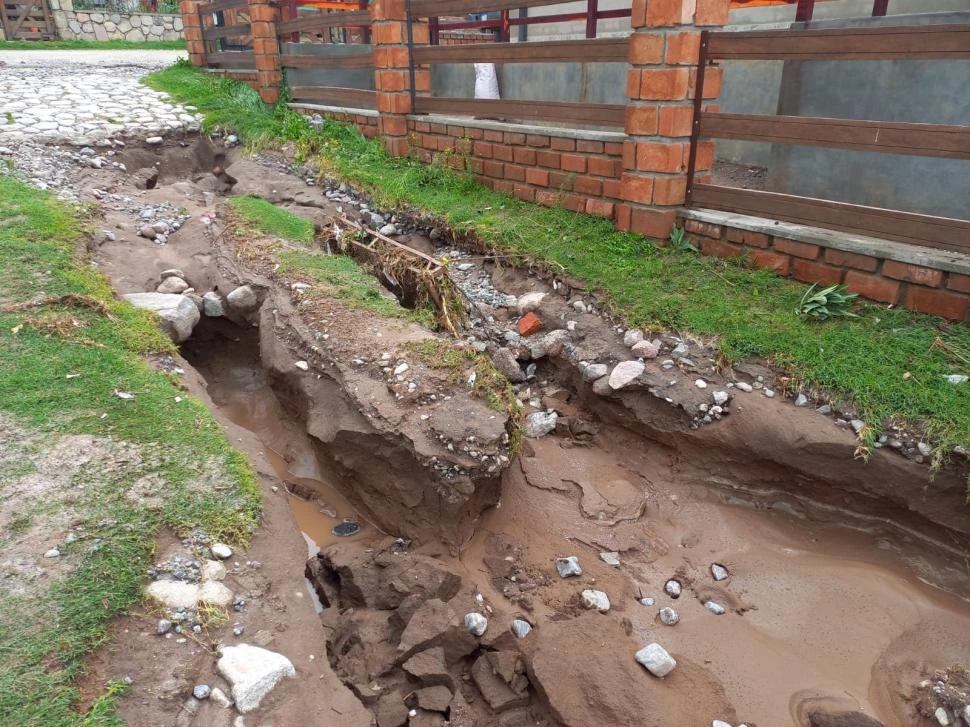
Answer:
[198,0,254,69]
[686,23,970,256]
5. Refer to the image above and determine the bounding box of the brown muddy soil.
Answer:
[75,135,970,727]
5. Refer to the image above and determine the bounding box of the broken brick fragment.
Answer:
[517,312,542,337]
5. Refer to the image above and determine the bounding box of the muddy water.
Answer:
[180,319,366,554]
[469,433,970,726]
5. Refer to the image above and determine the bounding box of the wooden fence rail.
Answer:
[687,23,970,255]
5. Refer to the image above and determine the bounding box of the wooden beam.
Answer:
[699,112,970,160]
[410,0,565,19]
[412,36,627,64]
[198,0,248,14]
[691,184,970,255]
[203,22,250,39]
[289,85,378,108]
[207,51,256,67]
[707,23,970,60]
[413,96,624,126]
[277,9,370,34]
[281,51,374,69]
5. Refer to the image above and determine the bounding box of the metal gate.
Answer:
[1,0,56,40]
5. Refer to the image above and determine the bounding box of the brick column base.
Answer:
[179,0,205,67]
[249,0,282,104]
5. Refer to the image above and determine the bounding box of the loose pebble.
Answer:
[555,556,582,578]
[664,579,682,598]
[581,589,611,612]
[658,607,679,625]
[635,642,677,677]
[711,563,729,581]
[464,612,488,636]
[705,601,726,615]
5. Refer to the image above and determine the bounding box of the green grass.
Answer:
[0,40,185,51]
[0,174,261,725]
[145,63,970,461]
[228,195,314,243]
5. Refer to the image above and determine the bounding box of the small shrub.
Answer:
[668,226,697,253]
[798,283,859,320]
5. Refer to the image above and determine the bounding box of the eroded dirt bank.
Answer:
[75,135,970,727]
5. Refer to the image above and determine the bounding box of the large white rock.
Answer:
[635,642,677,678]
[146,580,200,609]
[226,285,259,314]
[122,292,200,342]
[608,360,645,390]
[198,581,234,607]
[156,276,189,294]
[515,291,546,315]
[202,291,225,317]
[217,644,296,713]
[581,589,611,612]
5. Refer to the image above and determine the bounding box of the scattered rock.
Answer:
[582,363,608,382]
[217,644,296,713]
[609,360,645,390]
[123,292,200,343]
[470,652,529,712]
[711,563,729,581]
[156,276,189,294]
[664,579,681,598]
[379,223,398,236]
[918,442,933,457]
[850,419,866,434]
[695,379,708,389]
[516,292,546,315]
[510,619,532,639]
[146,580,200,609]
[145,136,163,145]
[631,339,660,359]
[393,362,409,376]
[210,687,233,708]
[581,589,610,612]
[599,551,620,566]
[415,685,453,712]
[193,685,211,700]
[156,618,173,635]
[705,601,726,615]
[794,393,810,406]
[198,580,234,607]
[658,607,679,625]
[202,292,225,317]
[294,360,309,371]
[464,612,488,636]
[670,342,689,358]
[712,390,729,406]
[555,556,582,578]
[202,560,227,581]
[639,597,655,607]
[226,285,259,314]
[713,721,732,727]
[944,374,968,384]
[517,312,542,337]
[43,547,60,558]
[734,382,753,392]
[623,329,644,347]
[635,643,677,678]
[491,348,525,383]
[523,411,558,438]
[211,543,233,559]
[402,647,451,687]
[528,329,570,359]
[935,708,950,726]
[138,224,157,239]
[160,268,186,280]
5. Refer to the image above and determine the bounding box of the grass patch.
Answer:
[0,39,185,50]
[0,174,260,725]
[146,63,970,459]
[228,195,314,243]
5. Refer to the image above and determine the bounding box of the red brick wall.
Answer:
[407,119,624,220]
[680,216,970,322]
[319,110,380,138]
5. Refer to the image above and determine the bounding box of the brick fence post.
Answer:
[370,0,429,157]
[248,0,282,104]
[179,0,206,67]
[619,0,729,239]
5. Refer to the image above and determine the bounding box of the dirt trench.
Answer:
[79,135,970,727]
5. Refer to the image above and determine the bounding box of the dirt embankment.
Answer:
[75,135,970,727]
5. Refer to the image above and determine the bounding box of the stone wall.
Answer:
[51,0,184,41]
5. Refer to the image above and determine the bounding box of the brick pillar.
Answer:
[248,0,282,104]
[619,0,729,239]
[371,0,429,157]
[179,0,206,67]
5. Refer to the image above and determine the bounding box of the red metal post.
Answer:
[585,0,598,39]
[429,15,438,45]
[872,0,889,16]
[794,0,815,21]
[499,9,510,41]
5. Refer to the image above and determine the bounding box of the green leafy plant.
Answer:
[798,283,859,320]
[668,225,697,253]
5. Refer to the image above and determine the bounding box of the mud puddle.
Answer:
[180,316,366,554]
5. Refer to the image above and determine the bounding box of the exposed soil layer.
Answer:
[77,136,970,727]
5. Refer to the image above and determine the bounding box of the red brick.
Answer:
[626,69,642,99]
[622,140,636,170]
[549,172,573,190]
[631,0,648,27]
[370,0,405,21]
[526,168,549,186]
[653,175,688,205]
[526,134,550,147]
[574,176,603,196]
[824,249,879,272]
[517,311,543,336]
[792,259,845,286]
[620,174,654,203]
[561,154,588,173]
[551,137,576,151]
[482,160,504,178]
[430,123,448,134]
[473,141,493,158]
[948,273,970,293]
[577,140,604,154]
[750,250,790,276]
[371,22,404,44]
[493,180,514,195]
[665,31,701,65]
[484,129,504,142]
[693,140,715,172]
[586,199,615,218]
[625,105,659,135]
[504,164,526,182]
[375,93,412,114]
[588,157,621,178]
[464,127,484,140]
[647,0,695,27]
[505,132,527,145]
[628,32,664,64]
[513,147,537,165]
[379,114,408,136]
[690,65,723,100]
[725,227,769,248]
[773,238,820,260]
[372,46,409,69]
[843,271,900,304]
[904,287,969,321]
[696,0,730,25]
[683,219,722,239]
[413,121,431,133]
[563,194,586,213]
[636,142,687,173]
[447,125,465,137]
[536,190,560,207]
[882,260,944,287]
[658,104,694,137]
[701,237,742,258]
[513,184,535,202]
[602,179,622,199]
[492,144,514,162]
[639,68,690,100]
[604,142,625,156]
[615,203,633,231]
[537,150,561,169]
[631,207,676,239]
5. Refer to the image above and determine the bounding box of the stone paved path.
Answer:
[0,50,200,145]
